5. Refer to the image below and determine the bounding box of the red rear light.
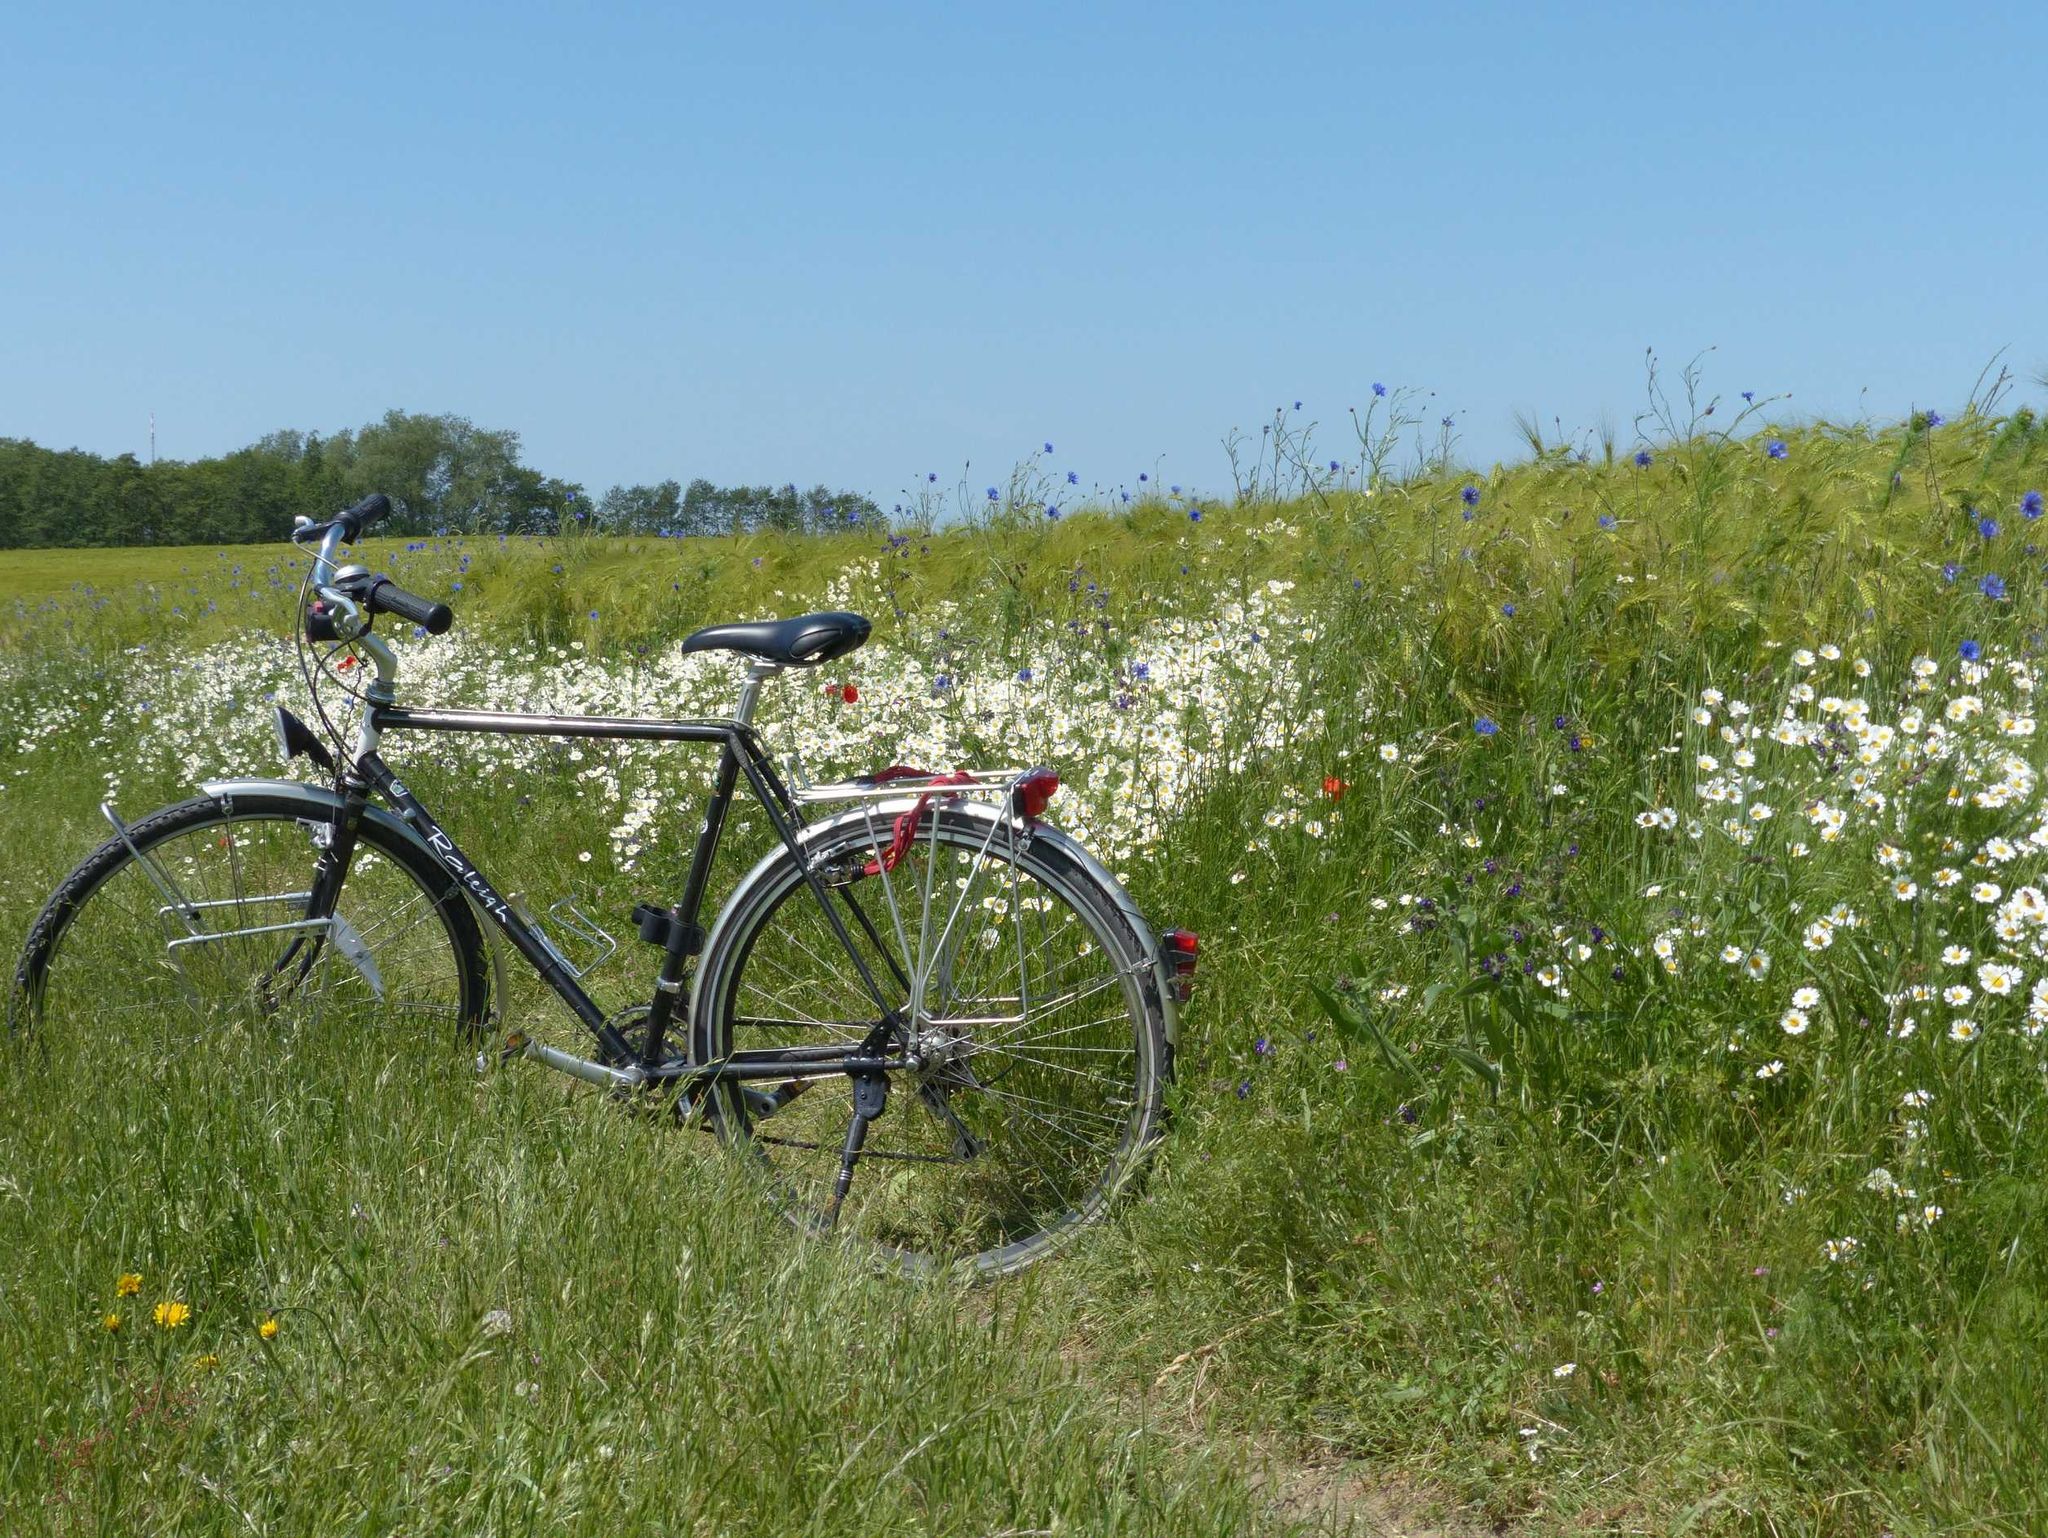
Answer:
[1013,768,1061,820]
[1162,929,1198,1001]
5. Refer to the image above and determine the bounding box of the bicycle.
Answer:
[11,494,1200,1275]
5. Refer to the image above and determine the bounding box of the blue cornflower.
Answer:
[1328,460,1340,473]
[1982,573,2008,601]
[927,472,937,483]
[934,674,951,692]
[1138,472,1149,483]
[588,609,598,620]
[1254,1035,1273,1056]
[1597,513,1617,530]
[1766,439,1788,460]
[1293,400,1302,410]
[1633,449,1653,469]
[1170,484,1182,496]
[1502,602,1517,617]
[1045,504,1060,520]
[1960,639,1983,661]
[986,487,999,502]
[1441,415,1455,428]
[1925,412,1945,429]
[551,563,564,574]
[1372,382,1387,397]
[1942,562,1960,582]
[2023,490,2043,519]
[1553,715,1568,730]
[1474,717,1500,736]
[1460,485,1480,507]
[1044,441,1054,453]
[1132,661,1151,681]
[1066,471,1078,485]
[1017,667,1032,682]
[1741,390,1755,403]
[1189,508,1202,523]
[1980,516,2000,539]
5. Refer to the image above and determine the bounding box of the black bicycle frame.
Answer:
[346,703,906,1084]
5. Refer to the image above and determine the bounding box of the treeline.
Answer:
[0,411,881,548]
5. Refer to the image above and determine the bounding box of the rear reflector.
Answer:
[1013,768,1061,820]
[1162,929,1199,1001]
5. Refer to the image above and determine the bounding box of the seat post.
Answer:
[733,661,781,727]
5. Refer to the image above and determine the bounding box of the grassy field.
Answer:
[6,400,2048,1534]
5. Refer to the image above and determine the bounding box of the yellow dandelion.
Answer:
[259,1316,280,1341]
[153,1300,191,1331]
[116,1272,142,1297]
[102,1312,122,1333]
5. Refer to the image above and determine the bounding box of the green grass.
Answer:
[6,406,2048,1534]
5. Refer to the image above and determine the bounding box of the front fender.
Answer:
[196,776,509,1016]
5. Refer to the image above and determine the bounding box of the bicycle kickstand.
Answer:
[823,1072,889,1230]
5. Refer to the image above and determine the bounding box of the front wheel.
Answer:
[12,792,490,1051]
[692,804,1169,1276]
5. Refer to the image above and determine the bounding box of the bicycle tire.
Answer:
[692,801,1168,1276]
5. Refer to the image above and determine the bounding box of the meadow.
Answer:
[5,387,2048,1535]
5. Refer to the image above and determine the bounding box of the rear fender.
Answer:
[732,797,1181,1051]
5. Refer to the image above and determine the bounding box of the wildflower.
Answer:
[1972,881,2003,904]
[259,1315,280,1341]
[1597,513,1617,530]
[1552,1361,1578,1378]
[1942,945,1972,966]
[116,1272,142,1297]
[841,683,859,704]
[1949,1019,1980,1042]
[1766,439,1788,460]
[1822,1237,1860,1262]
[1744,950,1771,980]
[1474,717,1499,736]
[1978,962,2019,996]
[1893,879,1919,901]
[480,1309,515,1337]
[1720,944,1743,964]
[103,1312,122,1333]
[1502,602,1516,617]
[1901,1088,1933,1108]
[1373,382,1387,396]
[1943,985,1973,1007]
[1792,985,1820,1009]
[1925,412,1945,428]
[1980,516,2001,539]
[1461,485,1480,507]
[1756,1059,1786,1079]
[1983,574,2008,600]
[2024,490,2043,520]
[153,1300,191,1330]
[1378,743,1399,763]
[1780,1008,1809,1036]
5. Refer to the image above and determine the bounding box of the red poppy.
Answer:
[1321,776,1347,799]
[841,684,859,704]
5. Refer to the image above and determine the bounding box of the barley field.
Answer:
[5,398,2048,1535]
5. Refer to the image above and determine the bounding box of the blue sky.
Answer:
[4,2,2044,505]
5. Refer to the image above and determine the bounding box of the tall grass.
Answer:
[5,402,2048,1533]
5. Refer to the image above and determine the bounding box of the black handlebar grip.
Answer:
[334,492,392,542]
[365,576,455,635]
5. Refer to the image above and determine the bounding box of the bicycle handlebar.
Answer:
[361,574,455,636]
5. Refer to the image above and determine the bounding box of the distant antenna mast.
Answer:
[149,412,156,465]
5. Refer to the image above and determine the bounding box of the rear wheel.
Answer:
[12,793,489,1050]
[692,805,1168,1276]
